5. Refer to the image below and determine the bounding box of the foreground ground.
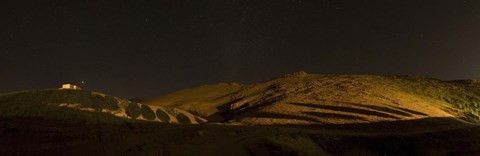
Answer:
[1,117,479,156]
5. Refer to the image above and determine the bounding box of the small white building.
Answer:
[61,84,81,90]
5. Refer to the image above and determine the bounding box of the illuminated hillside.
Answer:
[0,89,205,124]
[147,71,480,125]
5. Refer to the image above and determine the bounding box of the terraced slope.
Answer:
[144,83,242,120]
[0,89,206,124]
[147,71,480,125]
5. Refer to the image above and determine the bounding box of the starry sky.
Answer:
[1,0,480,98]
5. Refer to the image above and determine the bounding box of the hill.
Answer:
[2,73,480,155]
[146,71,480,125]
[0,89,206,124]
[144,83,243,121]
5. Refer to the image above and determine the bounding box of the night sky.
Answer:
[1,0,480,98]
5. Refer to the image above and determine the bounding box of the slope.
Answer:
[0,89,206,124]
[144,83,242,120]
[146,71,480,125]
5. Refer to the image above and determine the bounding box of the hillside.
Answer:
[146,71,480,125]
[0,89,206,124]
[2,73,480,155]
[144,83,243,121]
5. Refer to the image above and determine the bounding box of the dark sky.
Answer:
[1,0,480,98]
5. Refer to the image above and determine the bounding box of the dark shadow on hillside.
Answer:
[391,106,428,116]
[290,102,400,119]
[267,117,472,133]
[304,112,366,120]
[125,103,141,119]
[176,113,191,124]
[317,100,428,117]
[237,112,322,123]
[342,102,412,117]
[207,98,244,122]
[211,98,275,122]
[155,109,170,122]
[194,117,205,124]
[212,92,237,101]
[140,105,156,120]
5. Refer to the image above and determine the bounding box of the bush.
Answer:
[156,109,170,122]
[140,105,156,120]
[176,113,191,124]
[125,102,141,119]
